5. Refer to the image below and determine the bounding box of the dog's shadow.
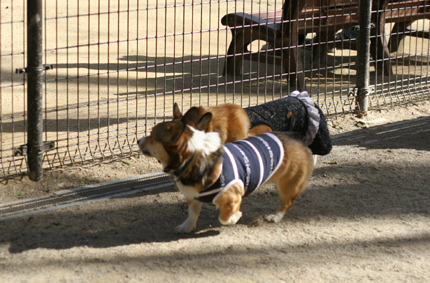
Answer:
[0,176,276,253]
[1,188,220,253]
[1,183,290,254]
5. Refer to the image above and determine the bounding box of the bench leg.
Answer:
[283,34,306,91]
[370,37,393,76]
[223,28,253,77]
[388,21,412,53]
[222,24,306,91]
[369,0,393,77]
[370,15,393,76]
[312,32,329,66]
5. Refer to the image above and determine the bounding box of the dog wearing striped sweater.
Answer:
[138,107,314,233]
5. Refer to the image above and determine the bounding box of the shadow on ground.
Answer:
[1,160,428,254]
[0,116,429,253]
[333,116,430,151]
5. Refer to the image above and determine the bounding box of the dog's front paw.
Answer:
[174,220,196,234]
[264,212,284,223]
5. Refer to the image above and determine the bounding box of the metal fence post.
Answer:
[27,0,44,181]
[356,0,372,114]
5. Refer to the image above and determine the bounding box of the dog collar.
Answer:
[170,153,196,182]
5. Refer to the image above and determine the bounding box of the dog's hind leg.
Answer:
[214,183,245,225]
[174,199,203,234]
[265,174,308,223]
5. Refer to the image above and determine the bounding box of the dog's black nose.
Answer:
[137,137,145,146]
[142,150,151,157]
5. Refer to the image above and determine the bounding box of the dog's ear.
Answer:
[196,112,212,131]
[182,107,201,126]
[153,120,185,143]
[173,103,182,119]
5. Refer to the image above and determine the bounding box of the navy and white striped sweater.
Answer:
[196,133,284,204]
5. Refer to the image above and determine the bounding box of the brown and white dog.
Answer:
[138,107,314,233]
[173,102,250,144]
[173,91,332,162]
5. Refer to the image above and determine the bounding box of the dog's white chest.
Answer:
[176,182,200,200]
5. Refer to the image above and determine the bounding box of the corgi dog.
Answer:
[173,102,250,144]
[173,91,332,160]
[138,107,314,233]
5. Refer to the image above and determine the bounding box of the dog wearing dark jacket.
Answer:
[139,107,314,233]
[244,91,332,156]
[173,91,332,158]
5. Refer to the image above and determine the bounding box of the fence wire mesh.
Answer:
[0,0,429,180]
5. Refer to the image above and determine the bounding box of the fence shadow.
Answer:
[333,116,430,151]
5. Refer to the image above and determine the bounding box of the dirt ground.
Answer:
[0,100,429,282]
[1,0,430,281]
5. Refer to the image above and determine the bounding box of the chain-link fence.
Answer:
[1,0,429,180]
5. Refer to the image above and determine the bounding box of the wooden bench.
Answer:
[386,0,430,51]
[221,0,430,90]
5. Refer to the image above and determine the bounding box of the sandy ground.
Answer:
[0,101,429,282]
[1,0,430,281]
